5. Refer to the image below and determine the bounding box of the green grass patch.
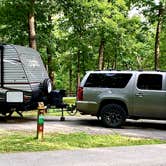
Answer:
[0,131,165,153]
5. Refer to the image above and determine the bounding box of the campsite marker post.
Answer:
[37,102,45,140]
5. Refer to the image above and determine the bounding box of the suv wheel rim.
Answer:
[104,111,122,126]
[101,104,126,128]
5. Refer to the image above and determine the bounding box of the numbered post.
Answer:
[37,102,45,140]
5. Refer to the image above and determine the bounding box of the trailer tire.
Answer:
[43,78,52,94]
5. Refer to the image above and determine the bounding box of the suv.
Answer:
[76,70,166,128]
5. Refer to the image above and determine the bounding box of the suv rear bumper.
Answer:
[76,101,98,115]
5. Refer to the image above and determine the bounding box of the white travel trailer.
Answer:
[0,44,52,116]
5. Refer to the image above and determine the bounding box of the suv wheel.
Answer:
[101,104,126,128]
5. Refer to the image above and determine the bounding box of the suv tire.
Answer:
[101,104,126,128]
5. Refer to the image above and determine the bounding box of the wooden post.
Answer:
[37,102,45,140]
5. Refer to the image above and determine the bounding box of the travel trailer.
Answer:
[0,44,52,116]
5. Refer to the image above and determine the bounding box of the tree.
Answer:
[0,0,58,84]
[154,1,165,70]
[56,0,96,87]
[0,0,159,93]
[130,0,166,70]
[35,0,58,85]
[0,0,29,45]
[28,0,36,49]
[0,0,37,49]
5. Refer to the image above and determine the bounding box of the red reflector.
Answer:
[23,95,31,101]
[77,87,83,100]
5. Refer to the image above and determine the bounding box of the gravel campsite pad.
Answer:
[0,115,166,140]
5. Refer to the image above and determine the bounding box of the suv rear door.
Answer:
[133,73,166,118]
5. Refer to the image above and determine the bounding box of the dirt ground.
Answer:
[0,115,166,140]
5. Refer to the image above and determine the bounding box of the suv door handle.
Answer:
[135,93,144,97]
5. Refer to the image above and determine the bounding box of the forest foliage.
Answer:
[0,0,166,95]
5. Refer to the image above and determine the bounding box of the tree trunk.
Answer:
[112,45,117,70]
[28,0,36,50]
[47,46,55,86]
[77,50,81,88]
[154,7,163,70]
[69,68,72,96]
[98,39,105,70]
[136,56,143,70]
[46,15,55,86]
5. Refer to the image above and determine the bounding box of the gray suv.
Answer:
[76,70,166,128]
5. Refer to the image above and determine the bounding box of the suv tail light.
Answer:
[77,87,83,101]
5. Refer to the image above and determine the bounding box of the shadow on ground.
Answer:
[0,115,166,130]
[125,120,166,130]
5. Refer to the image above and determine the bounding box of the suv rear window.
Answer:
[137,74,162,90]
[84,73,132,88]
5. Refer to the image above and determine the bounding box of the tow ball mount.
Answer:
[60,104,77,121]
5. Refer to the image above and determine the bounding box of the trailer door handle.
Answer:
[135,93,144,97]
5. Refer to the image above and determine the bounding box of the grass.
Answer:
[0,131,165,153]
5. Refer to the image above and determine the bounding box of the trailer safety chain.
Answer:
[60,104,77,121]
[66,104,77,116]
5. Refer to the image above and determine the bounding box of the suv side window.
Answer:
[137,74,162,90]
[84,73,132,88]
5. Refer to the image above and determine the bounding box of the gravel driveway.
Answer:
[0,115,166,140]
